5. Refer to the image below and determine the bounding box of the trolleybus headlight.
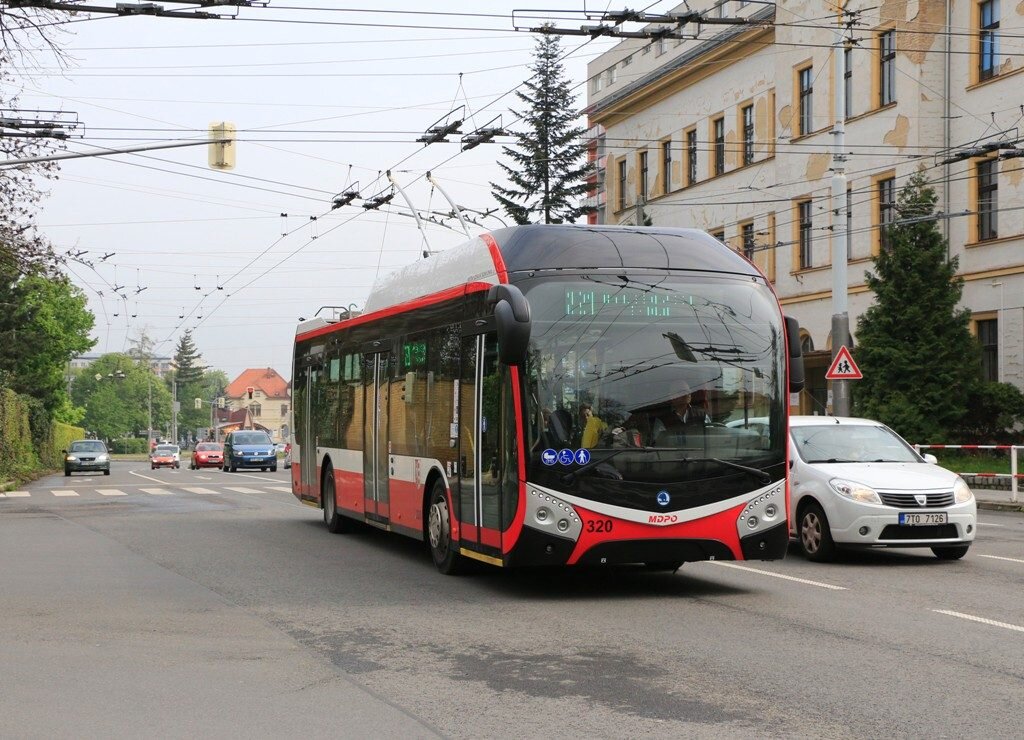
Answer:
[557,519,570,532]
[536,507,550,523]
[953,477,974,504]
[764,503,778,519]
[747,515,759,529]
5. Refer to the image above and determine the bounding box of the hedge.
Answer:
[1,386,85,485]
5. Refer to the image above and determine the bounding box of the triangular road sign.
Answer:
[825,345,863,380]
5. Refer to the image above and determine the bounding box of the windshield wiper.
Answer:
[806,458,859,464]
[562,448,771,485]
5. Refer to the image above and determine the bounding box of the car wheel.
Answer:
[151,464,156,470]
[64,467,71,477]
[798,502,837,562]
[270,466,277,473]
[261,467,267,472]
[230,465,237,473]
[427,479,466,575]
[103,468,110,476]
[932,545,970,560]
[322,465,354,534]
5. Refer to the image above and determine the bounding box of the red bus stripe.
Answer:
[503,364,528,554]
[480,232,507,283]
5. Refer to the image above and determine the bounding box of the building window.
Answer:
[978,318,998,381]
[711,229,725,242]
[661,140,672,193]
[878,176,896,251]
[281,404,288,417]
[880,30,896,105]
[592,75,602,94]
[656,35,668,56]
[980,0,1000,81]
[249,402,262,418]
[741,221,756,260]
[608,66,617,85]
[639,150,649,203]
[742,104,754,166]
[686,129,697,185]
[977,158,998,241]
[623,54,633,66]
[617,158,627,211]
[713,116,725,175]
[798,66,813,136]
[798,200,813,269]
[844,47,853,119]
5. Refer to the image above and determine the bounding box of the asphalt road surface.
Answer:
[2,461,1023,738]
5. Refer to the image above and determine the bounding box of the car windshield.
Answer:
[70,441,106,453]
[156,445,178,454]
[232,432,271,446]
[792,423,921,463]
[196,443,222,451]
[522,274,786,486]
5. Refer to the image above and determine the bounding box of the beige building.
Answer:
[585,0,1024,413]
[224,367,291,442]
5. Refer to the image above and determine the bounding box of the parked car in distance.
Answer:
[151,443,181,470]
[222,430,277,472]
[64,439,111,476]
[190,442,224,470]
[789,416,976,562]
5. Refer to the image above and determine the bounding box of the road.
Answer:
[2,461,1023,738]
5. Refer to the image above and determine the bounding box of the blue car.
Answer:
[222,430,277,473]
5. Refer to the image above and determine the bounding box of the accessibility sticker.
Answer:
[557,449,575,465]
[542,449,557,466]
[575,449,591,465]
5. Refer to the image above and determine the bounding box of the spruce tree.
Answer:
[491,30,592,224]
[852,173,980,443]
[171,330,209,439]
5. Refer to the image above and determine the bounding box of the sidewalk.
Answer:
[972,486,1024,512]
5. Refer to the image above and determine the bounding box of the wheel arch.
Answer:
[421,465,449,535]
[319,453,335,509]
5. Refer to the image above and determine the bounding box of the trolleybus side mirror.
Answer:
[488,284,531,365]
[785,315,805,393]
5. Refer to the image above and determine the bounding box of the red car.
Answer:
[190,442,224,470]
[151,444,180,470]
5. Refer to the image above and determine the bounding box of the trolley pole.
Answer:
[830,13,853,417]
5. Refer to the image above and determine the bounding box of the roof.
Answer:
[225,368,289,399]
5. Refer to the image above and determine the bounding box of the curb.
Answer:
[977,501,1024,513]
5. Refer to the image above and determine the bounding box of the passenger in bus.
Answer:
[578,403,608,449]
[623,380,710,447]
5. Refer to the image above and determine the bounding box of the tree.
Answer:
[0,263,94,419]
[852,173,981,443]
[171,330,211,434]
[72,353,172,442]
[491,29,592,224]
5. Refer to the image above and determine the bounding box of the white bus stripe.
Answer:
[96,489,127,496]
[977,554,1024,565]
[707,561,847,590]
[933,610,1024,633]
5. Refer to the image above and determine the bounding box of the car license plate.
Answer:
[899,512,948,525]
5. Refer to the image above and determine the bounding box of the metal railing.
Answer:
[914,444,1021,503]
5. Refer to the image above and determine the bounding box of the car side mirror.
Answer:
[784,315,805,393]
[923,453,938,465]
[61,449,67,455]
[789,459,794,470]
[488,284,531,365]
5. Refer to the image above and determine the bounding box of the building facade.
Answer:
[224,368,291,442]
[585,0,1024,412]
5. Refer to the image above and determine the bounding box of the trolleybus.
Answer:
[291,225,803,574]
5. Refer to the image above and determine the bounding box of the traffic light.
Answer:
[208,121,236,170]
[217,397,225,409]
[194,398,202,410]
[246,386,254,399]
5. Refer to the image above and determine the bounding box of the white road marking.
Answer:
[129,470,166,484]
[3,491,30,497]
[183,487,219,495]
[224,486,264,494]
[52,490,79,497]
[196,476,211,480]
[96,489,127,496]
[226,474,282,483]
[140,487,173,495]
[706,561,847,590]
[268,486,292,493]
[978,522,1005,528]
[933,610,1024,634]
[977,554,1024,565]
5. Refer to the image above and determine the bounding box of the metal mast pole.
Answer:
[830,12,852,417]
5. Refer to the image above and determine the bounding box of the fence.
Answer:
[914,444,1021,503]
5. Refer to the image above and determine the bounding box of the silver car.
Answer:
[788,416,977,561]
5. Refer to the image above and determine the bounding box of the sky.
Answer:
[12,1,671,381]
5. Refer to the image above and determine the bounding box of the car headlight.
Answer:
[829,478,882,504]
[65,455,77,461]
[96,454,108,462]
[953,477,974,504]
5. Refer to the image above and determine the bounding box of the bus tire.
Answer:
[427,479,465,575]
[323,464,353,534]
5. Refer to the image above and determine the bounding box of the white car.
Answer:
[788,416,976,561]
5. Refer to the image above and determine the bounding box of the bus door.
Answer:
[297,357,321,503]
[362,349,391,525]
[457,330,502,557]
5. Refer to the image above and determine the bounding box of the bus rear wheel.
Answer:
[323,465,353,534]
[427,480,465,575]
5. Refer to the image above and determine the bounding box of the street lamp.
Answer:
[992,281,1005,383]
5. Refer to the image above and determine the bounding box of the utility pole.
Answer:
[830,11,855,417]
[148,375,153,447]
[171,378,178,445]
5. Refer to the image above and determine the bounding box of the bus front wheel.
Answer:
[323,465,353,534]
[427,480,465,575]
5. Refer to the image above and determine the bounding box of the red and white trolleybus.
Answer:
[291,225,804,574]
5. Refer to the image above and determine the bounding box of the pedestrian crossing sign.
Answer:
[825,346,862,380]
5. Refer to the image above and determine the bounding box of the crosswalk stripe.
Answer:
[52,490,79,497]
[268,486,292,493]
[5,491,30,497]
[141,487,173,495]
[224,486,263,494]
[183,487,219,495]
[96,489,127,496]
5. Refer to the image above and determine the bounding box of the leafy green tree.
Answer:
[491,29,592,224]
[0,265,94,419]
[170,330,211,435]
[852,173,981,443]
[72,353,172,442]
